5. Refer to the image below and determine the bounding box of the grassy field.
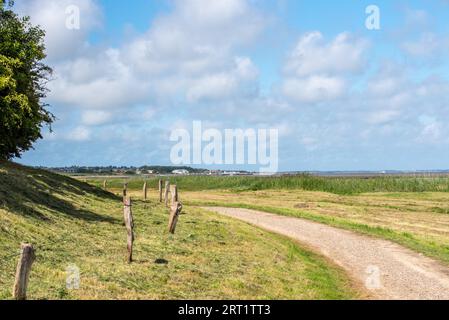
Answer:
[184,190,449,265]
[0,161,358,300]
[88,176,449,266]
[86,174,449,195]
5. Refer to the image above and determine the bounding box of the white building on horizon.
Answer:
[172,169,189,175]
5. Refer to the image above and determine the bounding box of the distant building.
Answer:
[172,169,189,175]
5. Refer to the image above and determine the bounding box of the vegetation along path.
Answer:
[204,207,449,300]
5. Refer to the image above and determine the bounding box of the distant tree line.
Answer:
[47,166,209,175]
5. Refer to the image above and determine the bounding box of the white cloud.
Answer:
[48,49,151,110]
[401,33,442,58]
[367,110,401,125]
[281,32,368,103]
[24,0,267,118]
[15,0,449,170]
[284,32,369,77]
[186,57,259,102]
[162,0,265,48]
[417,115,443,143]
[121,0,265,79]
[282,76,346,103]
[67,126,91,141]
[368,76,405,96]
[15,0,102,61]
[81,110,112,126]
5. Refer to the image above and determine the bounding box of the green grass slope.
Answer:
[0,161,359,300]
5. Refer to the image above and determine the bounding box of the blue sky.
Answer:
[13,0,449,171]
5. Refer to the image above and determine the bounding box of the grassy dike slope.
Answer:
[0,162,359,300]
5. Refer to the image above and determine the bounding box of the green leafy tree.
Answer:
[0,0,54,159]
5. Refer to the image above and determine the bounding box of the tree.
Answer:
[0,0,54,160]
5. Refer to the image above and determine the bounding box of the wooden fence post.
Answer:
[171,185,178,205]
[123,197,134,263]
[143,181,147,201]
[164,181,170,207]
[12,244,35,300]
[168,202,183,234]
[123,183,128,198]
[103,180,107,189]
[158,180,163,203]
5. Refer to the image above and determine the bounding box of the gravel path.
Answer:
[204,207,449,300]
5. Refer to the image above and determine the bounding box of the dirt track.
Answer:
[204,207,449,300]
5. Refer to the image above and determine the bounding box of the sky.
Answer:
[12,0,449,171]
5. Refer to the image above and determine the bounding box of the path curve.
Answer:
[204,207,449,300]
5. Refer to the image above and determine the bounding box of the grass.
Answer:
[0,161,358,300]
[180,189,449,266]
[85,174,449,195]
[84,176,449,266]
[190,200,449,265]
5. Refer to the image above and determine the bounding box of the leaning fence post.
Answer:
[168,202,183,234]
[12,244,36,300]
[164,181,170,207]
[143,181,147,201]
[158,180,163,203]
[123,197,134,263]
[171,185,178,205]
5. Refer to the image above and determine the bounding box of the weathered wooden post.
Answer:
[158,180,163,203]
[12,244,36,300]
[143,181,147,201]
[168,202,183,234]
[103,180,107,189]
[164,181,170,207]
[123,182,128,199]
[123,197,134,263]
[171,185,178,205]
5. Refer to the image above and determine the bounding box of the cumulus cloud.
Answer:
[48,49,151,110]
[366,110,402,125]
[67,126,91,141]
[14,1,449,170]
[25,0,266,114]
[282,76,346,103]
[81,110,112,126]
[396,8,449,61]
[186,57,259,102]
[401,33,447,58]
[281,32,368,103]
[15,0,102,61]
[12,0,274,160]
[284,32,369,77]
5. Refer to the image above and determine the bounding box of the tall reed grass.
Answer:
[89,174,449,195]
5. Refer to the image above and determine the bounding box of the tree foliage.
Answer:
[0,0,54,159]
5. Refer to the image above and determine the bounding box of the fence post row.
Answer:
[123,197,134,263]
[12,244,36,300]
[168,202,183,234]
[164,181,170,207]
